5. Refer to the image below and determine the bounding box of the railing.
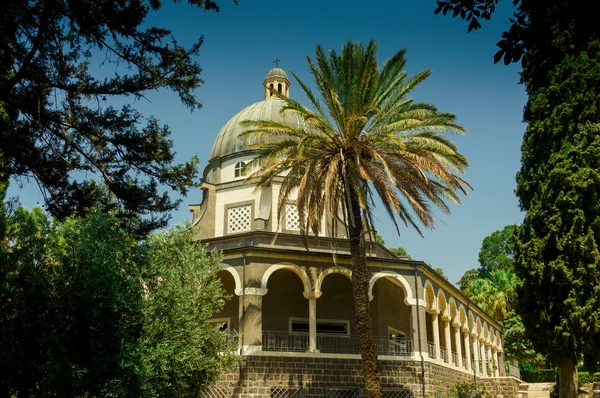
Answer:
[462,356,468,369]
[508,363,521,379]
[262,331,412,356]
[440,346,448,362]
[263,331,309,352]
[427,342,436,359]
[451,351,458,366]
[374,336,412,356]
[318,335,360,354]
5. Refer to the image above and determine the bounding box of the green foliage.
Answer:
[0,208,236,397]
[0,0,237,233]
[502,311,545,367]
[433,267,449,281]
[478,224,515,278]
[137,224,238,397]
[577,372,593,386]
[389,246,413,260]
[521,369,557,383]
[457,268,479,292]
[447,381,491,398]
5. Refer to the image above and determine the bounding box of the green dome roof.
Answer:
[208,99,304,160]
[265,67,289,81]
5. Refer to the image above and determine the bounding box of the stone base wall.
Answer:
[207,355,520,398]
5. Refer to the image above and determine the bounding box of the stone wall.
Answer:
[205,355,521,398]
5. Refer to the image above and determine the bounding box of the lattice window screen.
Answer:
[200,386,230,398]
[227,205,252,234]
[270,387,305,398]
[326,388,362,398]
[285,204,300,231]
[382,389,413,398]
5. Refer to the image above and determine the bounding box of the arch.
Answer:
[269,83,274,96]
[458,305,468,331]
[437,289,449,319]
[368,271,417,306]
[314,266,352,293]
[277,82,282,94]
[261,262,312,294]
[424,280,437,313]
[217,263,242,295]
[448,298,459,325]
[482,323,490,344]
[476,317,483,339]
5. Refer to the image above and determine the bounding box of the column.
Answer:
[432,313,441,360]
[239,292,263,353]
[303,292,321,353]
[480,339,487,376]
[487,344,494,376]
[410,304,428,356]
[493,348,500,377]
[463,329,471,371]
[472,334,480,374]
[453,323,463,368]
[443,318,452,363]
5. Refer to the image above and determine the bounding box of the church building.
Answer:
[189,66,519,398]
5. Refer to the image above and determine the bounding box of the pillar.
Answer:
[443,318,452,363]
[453,323,463,368]
[487,344,493,376]
[409,304,428,356]
[480,339,487,376]
[240,291,264,353]
[463,328,471,371]
[432,313,441,360]
[472,334,480,374]
[304,292,321,353]
[493,348,500,377]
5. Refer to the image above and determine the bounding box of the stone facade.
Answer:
[204,354,521,398]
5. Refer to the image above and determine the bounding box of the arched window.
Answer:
[234,161,246,178]
[278,83,282,94]
[269,83,274,97]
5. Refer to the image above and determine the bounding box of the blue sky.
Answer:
[8,0,527,285]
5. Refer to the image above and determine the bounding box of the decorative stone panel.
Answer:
[285,204,300,231]
[227,205,252,234]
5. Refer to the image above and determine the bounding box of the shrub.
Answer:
[578,371,593,386]
[521,369,556,383]
[447,381,491,398]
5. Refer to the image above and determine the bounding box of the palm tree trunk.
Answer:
[558,354,578,398]
[346,189,382,398]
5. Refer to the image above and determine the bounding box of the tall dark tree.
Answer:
[436,2,600,396]
[0,0,232,234]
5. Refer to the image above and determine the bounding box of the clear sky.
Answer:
[8,0,527,285]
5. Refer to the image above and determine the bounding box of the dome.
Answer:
[265,67,289,81]
[208,99,304,160]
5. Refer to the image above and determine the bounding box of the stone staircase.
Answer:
[517,382,555,398]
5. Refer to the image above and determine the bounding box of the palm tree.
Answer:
[467,269,516,322]
[242,40,471,398]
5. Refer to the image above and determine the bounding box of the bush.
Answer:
[578,371,594,386]
[521,369,556,383]
[447,381,491,398]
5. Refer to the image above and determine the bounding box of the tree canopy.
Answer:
[478,224,515,278]
[436,1,600,396]
[0,0,233,235]
[0,206,236,396]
